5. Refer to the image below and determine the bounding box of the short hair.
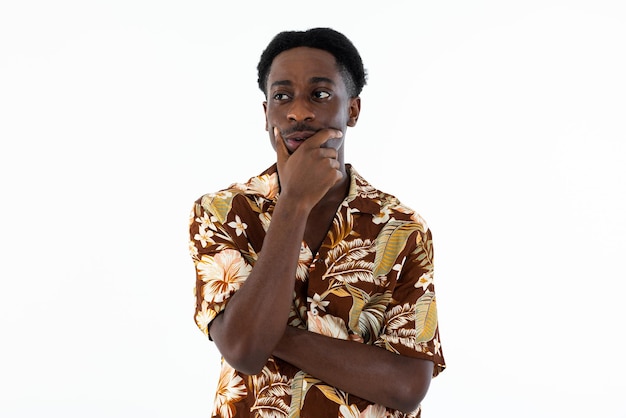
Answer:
[257,27,367,98]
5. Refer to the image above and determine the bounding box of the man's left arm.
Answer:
[273,223,444,413]
[272,325,433,413]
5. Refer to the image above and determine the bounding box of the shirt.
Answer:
[190,164,446,418]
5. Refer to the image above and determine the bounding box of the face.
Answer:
[263,47,361,159]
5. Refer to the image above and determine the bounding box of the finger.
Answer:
[302,128,343,150]
[318,147,339,160]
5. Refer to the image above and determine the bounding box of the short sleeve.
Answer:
[376,226,446,377]
[189,192,255,339]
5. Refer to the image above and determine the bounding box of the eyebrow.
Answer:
[269,77,336,90]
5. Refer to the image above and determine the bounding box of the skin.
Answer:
[208,46,433,413]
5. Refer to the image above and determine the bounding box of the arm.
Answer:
[273,327,433,413]
[274,219,443,412]
[209,128,344,375]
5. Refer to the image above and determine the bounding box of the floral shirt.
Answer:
[190,164,446,418]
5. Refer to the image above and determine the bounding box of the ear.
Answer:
[263,101,269,131]
[347,97,361,127]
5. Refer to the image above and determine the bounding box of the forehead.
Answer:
[267,47,342,85]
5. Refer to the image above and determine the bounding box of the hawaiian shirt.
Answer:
[190,164,446,418]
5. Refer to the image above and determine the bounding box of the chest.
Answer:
[296,214,409,344]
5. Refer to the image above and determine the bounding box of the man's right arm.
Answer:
[208,197,309,375]
[208,128,343,375]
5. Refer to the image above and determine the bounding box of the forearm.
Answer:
[273,326,433,413]
[210,198,310,374]
[210,128,346,374]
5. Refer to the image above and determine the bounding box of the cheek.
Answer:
[329,105,349,126]
[269,135,277,151]
[266,114,279,134]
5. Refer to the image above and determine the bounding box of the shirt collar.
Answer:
[244,164,383,215]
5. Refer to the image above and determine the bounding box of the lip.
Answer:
[283,130,316,152]
[284,130,316,141]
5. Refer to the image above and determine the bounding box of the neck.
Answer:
[304,164,350,256]
[318,164,350,209]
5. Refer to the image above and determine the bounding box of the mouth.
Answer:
[284,131,316,142]
[283,130,316,151]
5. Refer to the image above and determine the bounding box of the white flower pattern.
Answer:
[227,215,247,237]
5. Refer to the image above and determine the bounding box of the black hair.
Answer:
[257,27,367,98]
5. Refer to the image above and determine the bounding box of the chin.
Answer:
[321,137,343,150]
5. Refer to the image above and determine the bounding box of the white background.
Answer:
[1,1,625,417]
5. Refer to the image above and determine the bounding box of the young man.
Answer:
[190,28,446,417]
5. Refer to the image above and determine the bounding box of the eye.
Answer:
[272,92,290,101]
[313,90,331,100]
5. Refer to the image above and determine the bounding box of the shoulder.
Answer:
[193,165,279,224]
[348,166,429,231]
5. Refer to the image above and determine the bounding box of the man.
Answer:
[190,28,445,417]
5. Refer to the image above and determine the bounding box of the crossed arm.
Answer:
[207,129,434,413]
[207,199,433,412]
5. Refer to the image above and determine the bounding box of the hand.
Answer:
[274,127,344,212]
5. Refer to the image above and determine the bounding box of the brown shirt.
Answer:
[190,164,446,418]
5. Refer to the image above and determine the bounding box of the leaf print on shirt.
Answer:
[196,250,251,304]
[322,239,376,284]
[353,173,380,199]
[200,190,234,225]
[290,373,352,415]
[290,371,321,413]
[410,212,428,231]
[414,291,438,343]
[250,361,291,418]
[372,221,421,281]
[212,361,247,418]
[315,383,349,407]
[411,229,434,277]
[326,208,356,248]
[345,284,392,344]
[378,302,418,353]
[307,313,349,339]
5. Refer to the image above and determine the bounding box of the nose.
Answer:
[287,97,315,122]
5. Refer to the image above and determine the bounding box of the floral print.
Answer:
[190,165,445,417]
[197,250,251,305]
[213,361,247,418]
